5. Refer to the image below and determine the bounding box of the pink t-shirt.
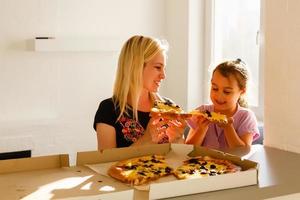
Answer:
[188,104,260,149]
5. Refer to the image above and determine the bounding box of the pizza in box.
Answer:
[107,154,241,186]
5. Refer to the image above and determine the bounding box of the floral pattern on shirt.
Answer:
[119,115,144,142]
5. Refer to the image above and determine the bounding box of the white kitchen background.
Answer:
[0,0,299,165]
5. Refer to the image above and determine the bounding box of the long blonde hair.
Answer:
[113,35,168,121]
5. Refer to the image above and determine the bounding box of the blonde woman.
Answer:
[93,35,185,150]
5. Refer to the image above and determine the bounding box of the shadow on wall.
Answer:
[183,124,264,145]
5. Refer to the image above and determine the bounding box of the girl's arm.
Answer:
[96,123,117,150]
[222,118,253,147]
[185,116,210,145]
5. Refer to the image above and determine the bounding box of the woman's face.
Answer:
[143,51,166,92]
[210,70,245,114]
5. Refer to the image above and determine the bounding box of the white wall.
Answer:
[0,0,166,164]
[2,0,299,164]
[263,0,300,153]
[164,0,205,111]
[163,0,189,110]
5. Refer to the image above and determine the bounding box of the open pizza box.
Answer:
[77,143,258,200]
[0,154,133,200]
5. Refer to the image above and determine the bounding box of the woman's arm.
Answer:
[96,123,117,150]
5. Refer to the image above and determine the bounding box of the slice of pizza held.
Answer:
[150,99,228,124]
[150,99,192,119]
[174,156,241,180]
[107,155,173,186]
[189,110,228,124]
[151,99,184,114]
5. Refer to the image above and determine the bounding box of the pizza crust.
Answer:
[108,166,129,183]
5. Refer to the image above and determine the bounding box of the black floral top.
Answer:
[93,98,150,148]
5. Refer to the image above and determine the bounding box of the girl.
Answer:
[93,35,185,150]
[185,59,260,149]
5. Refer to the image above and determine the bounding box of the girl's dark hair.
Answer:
[212,58,249,107]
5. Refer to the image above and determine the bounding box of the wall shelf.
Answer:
[33,37,122,52]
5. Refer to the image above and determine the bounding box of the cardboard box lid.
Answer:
[0,154,69,174]
[0,165,134,200]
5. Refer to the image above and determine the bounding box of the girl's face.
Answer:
[143,51,166,92]
[210,70,245,114]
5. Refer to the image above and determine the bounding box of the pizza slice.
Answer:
[107,155,173,186]
[174,156,241,180]
[151,100,228,124]
[151,99,184,114]
[188,110,228,124]
[151,99,193,120]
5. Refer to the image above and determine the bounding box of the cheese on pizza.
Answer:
[108,155,173,186]
[174,156,241,179]
[151,99,184,114]
[189,110,228,124]
[151,99,227,124]
[108,155,242,185]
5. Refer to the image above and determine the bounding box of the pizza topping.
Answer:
[124,165,137,170]
[108,155,174,186]
[151,158,162,163]
[210,164,216,169]
[151,100,184,114]
[205,110,212,117]
[108,154,242,185]
[174,156,241,180]
[200,165,207,170]
[189,110,228,124]
[187,158,200,164]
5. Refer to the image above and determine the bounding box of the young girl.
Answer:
[185,59,260,149]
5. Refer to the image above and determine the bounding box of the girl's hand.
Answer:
[185,115,210,145]
[217,117,234,129]
[190,115,210,132]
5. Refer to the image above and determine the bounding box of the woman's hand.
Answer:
[148,113,186,143]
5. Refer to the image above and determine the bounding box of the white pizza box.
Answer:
[77,143,258,200]
[149,145,258,199]
[0,154,134,200]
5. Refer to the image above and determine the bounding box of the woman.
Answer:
[93,35,185,150]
